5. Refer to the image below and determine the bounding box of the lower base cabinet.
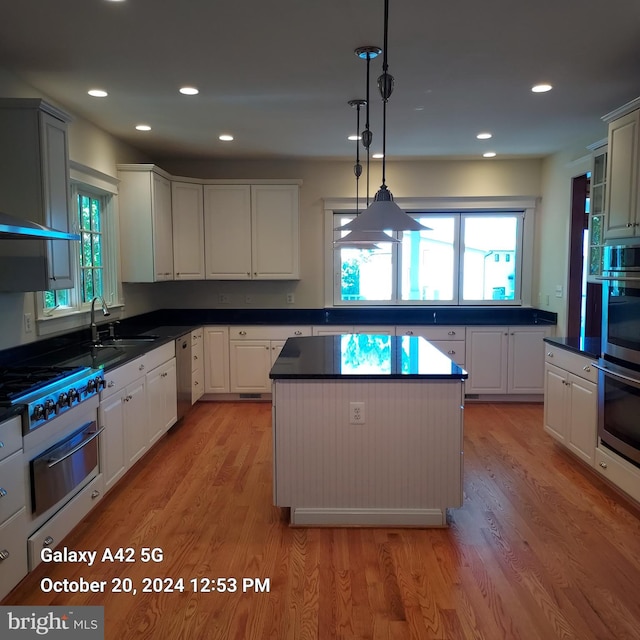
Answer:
[147,357,177,445]
[543,346,597,466]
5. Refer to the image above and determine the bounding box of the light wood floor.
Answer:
[6,401,640,640]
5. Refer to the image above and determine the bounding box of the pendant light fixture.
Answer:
[338,0,430,234]
[334,98,397,248]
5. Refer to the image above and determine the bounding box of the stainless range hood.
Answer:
[0,211,80,241]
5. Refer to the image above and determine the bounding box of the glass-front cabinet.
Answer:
[588,143,607,280]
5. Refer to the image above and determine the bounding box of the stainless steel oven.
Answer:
[594,359,640,468]
[601,240,640,367]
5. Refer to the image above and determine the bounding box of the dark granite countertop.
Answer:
[269,334,468,380]
[0,404,26,425]
[543,336,601,359]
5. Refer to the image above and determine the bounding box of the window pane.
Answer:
[401,217,455,301]
[339,247,393,301]
[80,195,91,231]
[462,216,517,301]
[91,198,101,232]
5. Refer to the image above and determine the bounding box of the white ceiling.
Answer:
[2,0,639,161]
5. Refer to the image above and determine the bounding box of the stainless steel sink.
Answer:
[98,336,159,347]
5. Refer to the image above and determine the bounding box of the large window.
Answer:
[40,163,120,327]
[327,197,534,307]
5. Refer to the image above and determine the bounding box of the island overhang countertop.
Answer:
[269,334,468,380]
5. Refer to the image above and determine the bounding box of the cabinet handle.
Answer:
[43,536,54,547]
[504,332,508,336]
[547,352,553,357]
[247,272,251,277]
[0,550,10,561]
[193,355,198,360]
[139,364,145,371]
[406,330,413,335]
[0,488,7,498]
[194,380,199,386]
[294,331,302,335]
[91,490,100,499]
[627,222,633,228]
[0,441,4,448]
[107,380,115,388]
[583,365,591,372]
[239,331,247,336]
[161,372,167,378]
[448,331,455,336]
[254,272,257,276]
[50,276,56,281]
[599,461,608,469]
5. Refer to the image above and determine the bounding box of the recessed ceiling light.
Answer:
[348,135,361,141]
[372,153,384,159]
[414,106,425,111]
[135,124,151,131]
[476,132,492,140]
[88,89,108,98]
[179,86,199,96]
[531,84,552,93]
[483,151,497,158]
[219,134,234,141]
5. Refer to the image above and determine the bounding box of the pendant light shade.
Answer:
[334,228,399,247]
[337,0,430,235]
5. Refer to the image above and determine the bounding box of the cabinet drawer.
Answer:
[229,325,311,340]
[0,415,22,462]
[544,347,597,383]
[192,368,204,402]
[191,327,203,346]
[101,356,146,399]
[146,341,175,372]
[397,326,465,340]
[595,446,640,504]
[0,450,26,522]
[0,507,28,601]
[430,340,465,366]
[28,473,104,570]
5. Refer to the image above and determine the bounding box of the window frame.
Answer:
[37,162,122,335]
[324,195,536,308]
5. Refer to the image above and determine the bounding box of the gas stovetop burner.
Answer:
[0,365,105,433]
[0,365,87,402]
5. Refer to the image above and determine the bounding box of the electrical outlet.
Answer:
[286,292,295,304]
[23,312,33,333]
[218,294,230,304]
[349,402,365,424]
[245,295,254,304]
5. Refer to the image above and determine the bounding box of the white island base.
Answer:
[272,378,464,527]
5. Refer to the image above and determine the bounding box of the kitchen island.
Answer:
[269,334,468,527]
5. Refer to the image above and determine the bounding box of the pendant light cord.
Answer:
[381,0,390,190]
[365,53,372,205]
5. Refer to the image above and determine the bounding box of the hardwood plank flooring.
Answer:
[5,401,640,639]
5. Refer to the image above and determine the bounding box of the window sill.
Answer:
[37,303,125,337]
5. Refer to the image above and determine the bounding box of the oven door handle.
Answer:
[595,275,640,282]
[46,427,105,469]
[591,362,640,388]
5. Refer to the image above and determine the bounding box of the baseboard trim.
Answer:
[289,507,447,527]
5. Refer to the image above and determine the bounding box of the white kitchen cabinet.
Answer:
[147,357,177,446]
[191,328,204,402]
[465,326,551,395]
[0,99,74,291]
[204,326,230,394]
[229,326,311,393]
[117,164,174,282]
[603,102,640,239]
[99,387,128,491]
[396,326,466,366]
[312,326,354,335]
[203,184,299,280]
[0,414,28,600]
[543,346,597,466]
[172,180,205,280]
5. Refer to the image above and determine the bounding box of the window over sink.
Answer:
[38,162,122,333]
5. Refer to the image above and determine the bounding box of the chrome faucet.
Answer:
[90,296,110,344]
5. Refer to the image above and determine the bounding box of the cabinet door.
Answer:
[605,110,640,239]
[204,326,230,393]
[543,363,567,444]
[567,373,597,466]
[172,181,204,279]
[124,378,148,467]
[251,185,299,279]
[465,327,508,394]
[152,173,174,280]
[229,340,272,392]
[99,388,127,492]
[507,327,550,394]
[204,185,252,279]
[271,340,286,365]
[147,359,177,446]
[41,111,74,289]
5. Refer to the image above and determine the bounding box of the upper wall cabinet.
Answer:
[603,99,640,240]
[172,180,205,280]
[204,184,300,280]
[0,99,74,291]
[118,165,174,282]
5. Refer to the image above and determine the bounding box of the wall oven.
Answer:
[598,239,640,468]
